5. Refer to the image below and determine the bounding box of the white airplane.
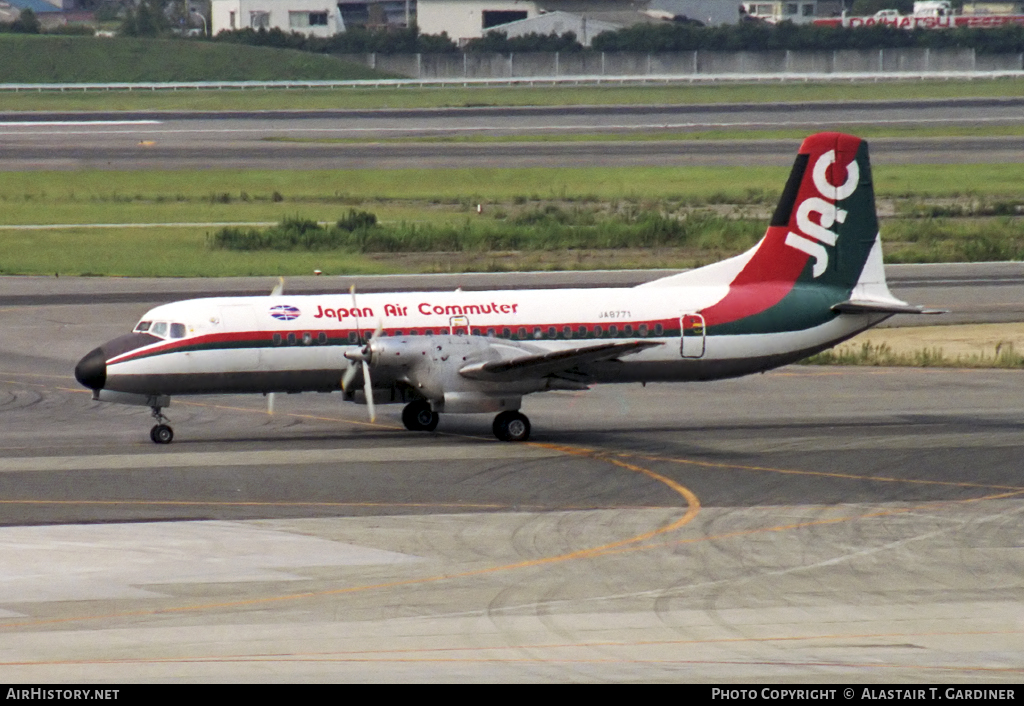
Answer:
[75,132,937,444]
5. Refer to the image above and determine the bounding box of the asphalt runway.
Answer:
[0,280,1022,681]
[1,98,1023,170]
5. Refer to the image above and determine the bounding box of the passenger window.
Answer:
[151,322,168,337]
[302,332,312,345]
[655,323,664,335]
[273,333,282,345]
[170,323,186,339]
[317,332,327,344]
[563,326,572,338]
[287,332,296,345]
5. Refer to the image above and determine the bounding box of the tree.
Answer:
[120,0,171,37]
[11,9,41,33]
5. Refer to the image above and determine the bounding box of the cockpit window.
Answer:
[134,321,152,333]
[150,322,168,337]
[170,323,187,339]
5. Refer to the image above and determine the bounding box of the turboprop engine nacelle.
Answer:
[365,335,552,403]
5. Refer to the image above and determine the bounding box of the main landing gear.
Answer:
[149,406,173,444]
[401,400,439,432]
[400,401,531,442]
[492,410,530,442]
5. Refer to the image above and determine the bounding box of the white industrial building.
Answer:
[417,0,654,44]
[211,0,344,35]
[481,9,622,45]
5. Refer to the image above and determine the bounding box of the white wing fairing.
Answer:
[74,133,937,443]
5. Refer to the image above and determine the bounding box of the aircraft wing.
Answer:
[832,299,947,315]
[459,340,662,382]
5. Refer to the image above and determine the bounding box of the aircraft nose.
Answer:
[74,347,107,390]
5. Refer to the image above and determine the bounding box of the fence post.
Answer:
[601,51,605,75]
[509,52,514,78]
[555,51,559,77]
[416,53,422,78]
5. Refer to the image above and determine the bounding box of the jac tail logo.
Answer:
[785,149,859,277]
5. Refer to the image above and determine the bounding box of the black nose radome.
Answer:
[75,347,107,391]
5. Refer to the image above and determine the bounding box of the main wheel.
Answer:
[402,401,439,432]
[492,411,530,442]
[150,424,173,444]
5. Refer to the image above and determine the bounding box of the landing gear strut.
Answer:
[149,406,173,444]
[493,410,530,442]
[402,400,439,432]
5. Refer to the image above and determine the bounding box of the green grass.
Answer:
[1,74,1023,112]
[804,341,1024,368]
[0,163,1021,276]
[3,163,1023,210]
[262,123,1024,145]
[0,35,382,83]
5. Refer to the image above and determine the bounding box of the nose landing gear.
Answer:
[150,406,173,444]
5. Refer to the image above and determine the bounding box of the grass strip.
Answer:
[261,123,1024,145]
[804,341,1024,368]
[1,78,1023,113]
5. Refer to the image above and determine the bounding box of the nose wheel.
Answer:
[150,424,174,444]
[493,410,530,442]
[150,406,173,444]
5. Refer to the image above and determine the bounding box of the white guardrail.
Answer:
[1,71,1023,92]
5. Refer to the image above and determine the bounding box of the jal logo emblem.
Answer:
[270,305,301,321]
[784,150,859,277]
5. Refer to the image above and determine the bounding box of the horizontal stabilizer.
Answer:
[832,299,947,315]
[460,340,662,381]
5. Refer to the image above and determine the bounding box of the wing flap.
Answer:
[460,340,662,381]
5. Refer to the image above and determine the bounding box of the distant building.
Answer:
[211,0,343,35]
[740,0,818,23]
[418,0,654,44]
[484,9,622,45]
[2,0,61,13]
[648,0,741,25]
[962,1,1024,13]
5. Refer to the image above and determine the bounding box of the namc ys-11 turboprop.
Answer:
[75,133,938,444]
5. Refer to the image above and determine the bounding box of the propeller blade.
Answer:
[270,277,285,296]
[341,360,359,392]
[350,284,362,343]
[362,360,375,423]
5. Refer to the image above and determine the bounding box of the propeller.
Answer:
[266,277,285,415]
[341,285,383,423]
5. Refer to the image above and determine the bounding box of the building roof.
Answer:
[3,0,62,13]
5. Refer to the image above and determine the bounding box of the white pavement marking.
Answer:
[0,120,162,127]
[0,520,421,604]
[2,115,1023,137]
[0,445,561,473]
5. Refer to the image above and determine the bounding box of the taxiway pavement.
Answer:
[0,280,1021,681]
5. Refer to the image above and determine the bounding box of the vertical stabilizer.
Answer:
[697,133,893,333]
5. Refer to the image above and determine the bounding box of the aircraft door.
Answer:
[680,313,705,359]
[450,315,469,335]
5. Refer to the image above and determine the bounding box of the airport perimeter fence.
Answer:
[343,48,1024,79]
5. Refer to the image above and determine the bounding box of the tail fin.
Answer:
[690,132,922,332]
